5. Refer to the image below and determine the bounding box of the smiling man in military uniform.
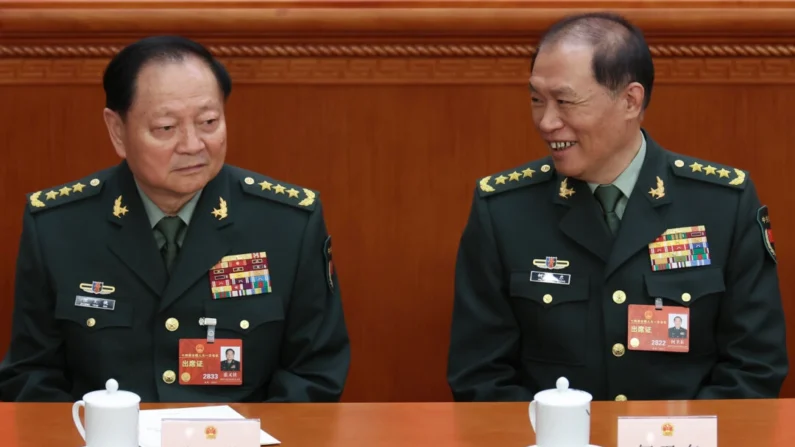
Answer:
[447,13,787,402]
[0,36,350,402]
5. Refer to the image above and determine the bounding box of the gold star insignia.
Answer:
[495,175,508,185]
[704,165,717,175]
[72,182,85,193]
[508,171,521,182]
[59,186,71,196]
[287,188,299,198]
[717,168,730,178]
[522,168,535,178]
[689,162,703,172]
[212,197,228,220]
[274,184,286,194]
[259,180,272,191]
[112,196,128,218]
[45,190,58,200]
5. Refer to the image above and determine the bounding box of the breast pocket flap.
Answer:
[204,296,285,334]
[54,293,134,330]
[510,270,589,307]
[644,268,726,307]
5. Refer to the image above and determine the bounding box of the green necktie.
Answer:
[156,216,185,274]
[594,184,622,236]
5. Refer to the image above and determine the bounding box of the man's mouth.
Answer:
[548,141,577,151]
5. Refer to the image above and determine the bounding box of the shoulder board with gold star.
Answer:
[26,175,106,214]
[477,159,555,198]
[239,173,317,211]
[669,155,748,190]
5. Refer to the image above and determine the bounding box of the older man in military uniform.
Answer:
[447,12,787,402]
[0,36,350,402]
[669,317,688,339]
[221,349,241,372]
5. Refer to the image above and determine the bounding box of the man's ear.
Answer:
[623,82,645,120]
[102,108,127,158]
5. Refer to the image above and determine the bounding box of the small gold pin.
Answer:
[112,195,128,218]
[532,257,570,270]
[287,188,300,198]
[212,197,228,220]
[558,178,575,199]
[648,176,665,199]
[79,281,116,295]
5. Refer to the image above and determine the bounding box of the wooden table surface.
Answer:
[0,399,792,446]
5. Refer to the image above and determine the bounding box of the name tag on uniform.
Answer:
[178,339,243,386]
[627,305,690,353]
[74,295,116,311]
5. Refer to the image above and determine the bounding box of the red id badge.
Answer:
[178,339,243,385]
[627,305,690,353]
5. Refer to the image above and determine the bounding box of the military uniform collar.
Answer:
[586,131,647,198]
[552,128,672,208]
[134,180,203,229]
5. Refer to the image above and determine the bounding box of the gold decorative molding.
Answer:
[3,56,795,86]
[4,44,795,59]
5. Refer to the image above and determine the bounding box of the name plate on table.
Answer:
[162,418,261,446]
[617,416,717,447]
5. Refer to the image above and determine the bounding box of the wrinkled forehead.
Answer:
[131,57,222,116]
[529,42,598,94]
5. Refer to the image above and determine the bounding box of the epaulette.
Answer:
[669,154,748,190]
[477,158,555,198]
[239,172,317,211]
[27,174,106,214]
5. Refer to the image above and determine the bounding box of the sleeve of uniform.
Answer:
[265,199,350,402]
[696,178,788,398]
[0,208,72,401]
[446,188,532,402]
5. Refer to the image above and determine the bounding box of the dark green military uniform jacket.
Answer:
[447,131,787,402]
[0,161,350,402]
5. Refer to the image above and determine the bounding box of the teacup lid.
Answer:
[533,377,592,406]
[83,379,141,408]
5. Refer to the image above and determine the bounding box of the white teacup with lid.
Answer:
[529,377,594,447]
[72,378,141,447]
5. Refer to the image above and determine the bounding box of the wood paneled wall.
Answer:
[1,0,794,402]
